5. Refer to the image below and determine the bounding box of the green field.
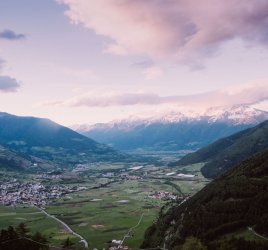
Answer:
[0,180,167,249]
[45,179,169,249]
[0,163,209,249]
[0,206,80,246]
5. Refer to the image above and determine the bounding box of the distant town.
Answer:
[0,179,87,206]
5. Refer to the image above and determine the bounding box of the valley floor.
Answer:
[0,162,209,249]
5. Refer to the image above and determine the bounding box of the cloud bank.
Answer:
[0,29,26,40]
[58,0,268,61]
[0,76,20,92]
[45,82,268,109]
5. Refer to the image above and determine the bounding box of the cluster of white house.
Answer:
[0,181,86,206]
[149,191,178,201]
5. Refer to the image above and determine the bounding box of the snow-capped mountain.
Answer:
[204,105,268,125]
[73,105,268,151]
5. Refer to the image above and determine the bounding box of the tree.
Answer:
[0,225,49,250]
[16,223,29,237]
[62,237,74,248]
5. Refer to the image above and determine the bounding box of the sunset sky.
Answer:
[1,0,268,126]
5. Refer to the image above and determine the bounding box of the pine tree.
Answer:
[16,223,29,237]
[62,237,74,248]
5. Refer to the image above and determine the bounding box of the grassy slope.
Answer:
[0,145,32,170]
[0,144,56,171]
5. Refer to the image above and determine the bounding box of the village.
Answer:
[0,180,86,206]
[149,191,178,201]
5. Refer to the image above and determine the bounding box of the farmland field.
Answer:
[46,179,167,248]
[0,162,209,249]
[0,205,79,246]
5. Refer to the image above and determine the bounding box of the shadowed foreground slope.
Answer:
[142,149,268,249]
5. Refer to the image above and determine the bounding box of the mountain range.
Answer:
[0,112,126,170]
[75,105,268,151]
[172,119,268,178]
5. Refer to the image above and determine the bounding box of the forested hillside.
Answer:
[172,120,268,178]
[142,149,268,249]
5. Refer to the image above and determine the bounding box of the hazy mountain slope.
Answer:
[82,121,251,151]
[77,105,268,151]
[142,149,268,249]
[0,145,33,171]
[0,145,55,171]
[0,112,125,166]
[173,120,268,178]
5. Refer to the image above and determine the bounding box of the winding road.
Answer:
[36,206,89,248]
[248,227,268,241]
[119,213,144,247]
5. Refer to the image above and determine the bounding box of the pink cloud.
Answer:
[143,66,164,80]
[103,43,127,56]
[58,0,268,62]
[43,81,268,108]
[63,92,176,107]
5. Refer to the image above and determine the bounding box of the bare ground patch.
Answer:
[92,224,105,229]
[78,222,88,227]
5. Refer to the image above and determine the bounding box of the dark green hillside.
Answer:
[142,149,268,249]
[0,145,54,171]
[172,120,268,178]
[0,112,125,166]
[0,145,32,171]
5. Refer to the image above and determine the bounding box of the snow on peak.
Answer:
[145,104,268,125]
[72,104,268,132]
[203,105,268,125]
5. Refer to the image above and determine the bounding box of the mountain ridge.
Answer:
[0,112,126,169]
[173,119,268,178]
[74,105,268,130]
[73,105,268,151]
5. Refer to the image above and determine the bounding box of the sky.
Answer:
[1,0,268,126]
